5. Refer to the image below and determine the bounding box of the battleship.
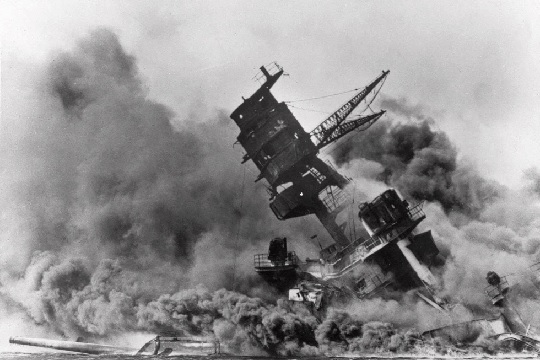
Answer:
[8,63,540,356]
[231,63,442,309]
[230,62,540,351]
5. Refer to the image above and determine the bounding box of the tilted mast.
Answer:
[314,111,385,150]
[230,63,388,248]
[310,71,389,149]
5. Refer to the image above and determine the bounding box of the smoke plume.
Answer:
[0,28,322,351]
[330,95,540,348]
[332,96,502,216]
[1,28,540,356]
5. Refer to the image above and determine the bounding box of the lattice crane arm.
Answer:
[310,70,389,147]
[316,111,386,150]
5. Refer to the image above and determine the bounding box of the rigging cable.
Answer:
[232,164,247,292]
[284,87,362,103]
[284,72,387,107]
[288,104,332,114]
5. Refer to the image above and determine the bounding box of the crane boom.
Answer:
[316,111,385,149]
[310,70,389,147]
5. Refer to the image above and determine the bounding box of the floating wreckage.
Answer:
[9,335,220,356]
[230,63,540,351]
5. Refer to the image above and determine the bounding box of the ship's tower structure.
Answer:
[231,64,443,301]
[230,63,388,249]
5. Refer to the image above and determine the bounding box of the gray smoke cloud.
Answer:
[420,198,540,332]
[332,97,502,216]
[524,168,540,197]
[0,28,325,351]
[0,28,324,278]
[1,28,540,356]
[4,250,426,355]
[329,96,540,346]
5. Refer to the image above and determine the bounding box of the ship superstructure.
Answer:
[424,269,540,351]
[230,63,387,247]
[230,63,443,308]
[8,63,540,356]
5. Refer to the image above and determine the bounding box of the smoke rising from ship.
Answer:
[0,28,333,353]
[1,29,539,354]
[332,98,503,216]
[1,28,322,283]
[331,97,540,331]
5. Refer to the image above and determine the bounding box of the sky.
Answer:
[1,0,540,188]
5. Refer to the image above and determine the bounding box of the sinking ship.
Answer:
[230,63,540,351]
[230,63,441,307]
[9,63,540,356]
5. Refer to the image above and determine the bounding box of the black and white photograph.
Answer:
[1,1,539,358]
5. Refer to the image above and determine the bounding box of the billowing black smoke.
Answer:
[315,311,422,354]
[8,252,427,355]
[0,28,326,351]
[0,28,325,280]
[332,96,502,216]
[2,28,540,356]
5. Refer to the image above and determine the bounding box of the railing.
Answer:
[325,237,364,264]
[253,62,283,84]
[359,202,426,255]
[320,186,348,213]
[408,201,426,221]
[321,201,426,266]
[361,236,387,253]
[323,238,380,279]
[254,252,298,268]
